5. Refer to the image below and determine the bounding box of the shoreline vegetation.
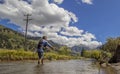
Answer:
[0,49,117,74]
[0,49,81,62]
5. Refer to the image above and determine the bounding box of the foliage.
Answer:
[57,46,72,55]
[0,49,37,60]
[101,37,120,53]
[82,49,112,63]
[0,25,37,50]
[81,49,85,57]
[101,37,120,63]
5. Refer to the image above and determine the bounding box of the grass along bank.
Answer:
[82,49,112,63]
[0,49,81,61]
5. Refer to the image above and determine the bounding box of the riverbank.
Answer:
[110,63,120,74]
[94,61,116,74]
[104,65,116,74]
[99,62,120,74]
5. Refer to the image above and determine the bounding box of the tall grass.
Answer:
[0,49,80,61]
[0,49,37,61]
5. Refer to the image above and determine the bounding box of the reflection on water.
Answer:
[0,60,106,74]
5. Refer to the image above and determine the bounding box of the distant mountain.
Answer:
[71,45,90,53]
[0,25,23,36]
[48,40,63,49]
[71,46,82,53]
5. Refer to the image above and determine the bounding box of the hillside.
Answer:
[0,25,62,50]
[0,25,37,50]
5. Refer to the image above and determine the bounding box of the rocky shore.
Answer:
[111,63,120,74]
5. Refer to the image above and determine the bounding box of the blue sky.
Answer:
[58,0,120,43]
[0,0,120,47]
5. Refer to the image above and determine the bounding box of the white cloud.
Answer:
[0,0,77,28]
[81,0,93,5]
[0,0,101,49]
[49,34,102,48]
[53,0,64,4]
[60,26,83,36]
[82,32,96,41]
[26,25,102,48]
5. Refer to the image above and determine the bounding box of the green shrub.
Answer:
[82,49,112,62]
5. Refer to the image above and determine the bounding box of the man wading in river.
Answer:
[37,36,54,65]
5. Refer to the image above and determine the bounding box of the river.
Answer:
[0,59,106,74]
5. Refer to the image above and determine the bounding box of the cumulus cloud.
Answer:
[26,25,102,48]
[48,34,102,48]
[60,26,83,36]
[53,0,64,4]
[81,0,93,5]
[0,0,101,49]
[0,0,77,28]
[82,32,96,41]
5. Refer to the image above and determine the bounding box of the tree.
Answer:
[101,37,120,54]
[81,48,85,57]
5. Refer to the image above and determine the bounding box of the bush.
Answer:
[57,46,71,55]
[82,49,112,63]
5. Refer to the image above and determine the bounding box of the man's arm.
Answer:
[46,42,54,50]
